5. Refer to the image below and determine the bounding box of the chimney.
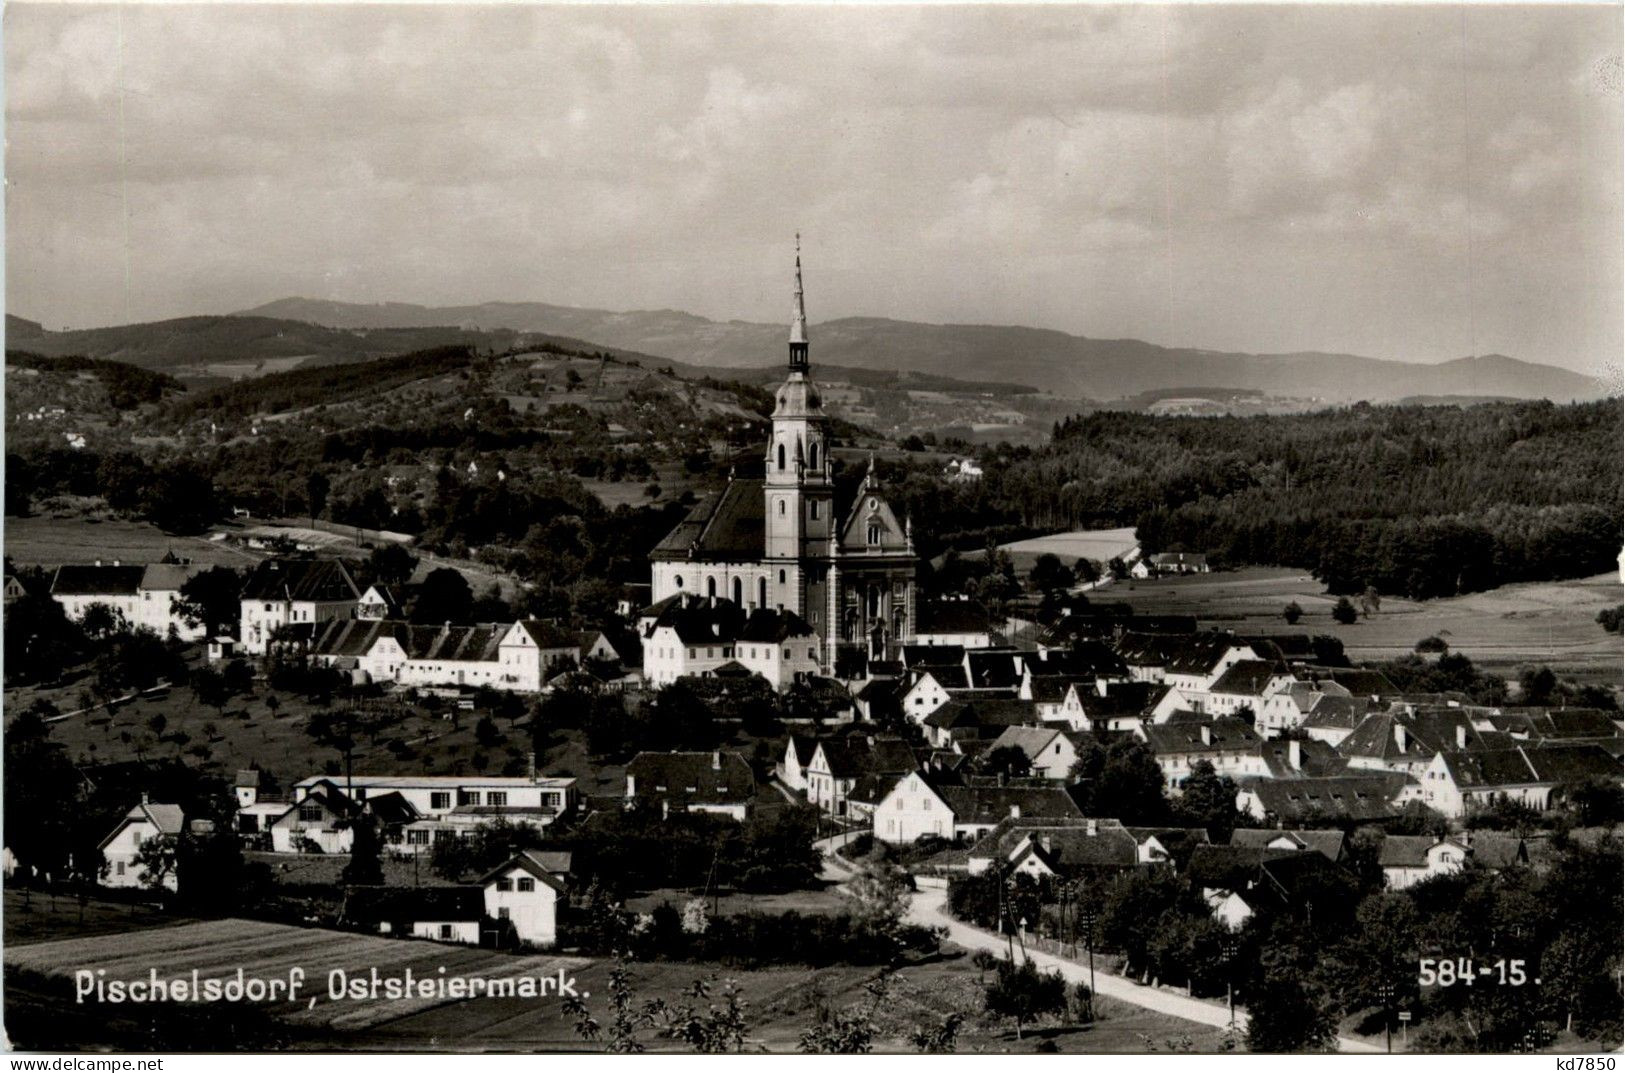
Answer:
[1288,740,1302,771]
[140,791,149,805]
[711,751,721,771]
[1039,835,1052,852]
[112,559,120,567]
[94,559,103,567]
[1086,818,1098,836]
[1199,725,1213,746]
[1455,724,1468,750]
[1009,804,1021,818]
[1393,723,1408,753]
[526,752,537,780]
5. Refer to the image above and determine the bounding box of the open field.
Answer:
[3,890,193,947]
[1111,567,1623,688]
[3,514,265,569]
[952,527,1142,574]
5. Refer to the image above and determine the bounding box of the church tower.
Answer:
[764,238,834,628]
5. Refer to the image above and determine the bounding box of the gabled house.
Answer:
[871,771,1085,845]
[1379,835,1469,890]
[356,583,412,620]
[268,785,358,854]
[481,849,569,948]
[98,796,185,890]
[803,736,918,816]
[51,561,207,642]
[967,818,1141,878]
[1139,716,1266,788]
[914,599,995,648]
[1418,742,1620,819]
[778,734,820,792]
[625,750,756,821]
[920,698,1038,751]
[642,596,820,691]
[1235,772,1419,825]
[239,558,361,655]
[984,724,1082,780]
[1205,660,1295,719]
[1229,827,1347,864]
[283,769,577,851]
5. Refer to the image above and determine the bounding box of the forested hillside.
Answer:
[880,400,1623,599]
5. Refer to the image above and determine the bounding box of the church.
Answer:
[648,244,919,675]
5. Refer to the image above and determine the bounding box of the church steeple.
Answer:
[789,233,809,372]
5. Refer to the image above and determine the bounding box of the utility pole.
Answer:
[1223,937,1240,1028]
[1377,981,1394,1054]
[1080,905,1098,1015]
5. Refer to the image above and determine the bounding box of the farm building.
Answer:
[98,796,185,890]
[50,561,207,642]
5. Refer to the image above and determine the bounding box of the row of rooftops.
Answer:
[307,617,600,663]
[50,561,201,597]
[640,593,816,646]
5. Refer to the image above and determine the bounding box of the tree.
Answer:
[340,812,385,886]
[983,957,1067,1039]
[412,567,474,625]
[306,471,330,523]
[846,853,911,941]
[176,566,242,636]
[191,665,230,718]
[133,835,179,898]
[79,602,128,642]
[1177,760,1239,840]
[1518,666,1557,706]
[1028,553,1073,594]
[1073,558,1101,586]
[1331,597,1358,625]
[799,974,892,1054]
[367,543,419,587]
[1282,602,1303,625]
[1245,964,1338,1052]
[978,744,1032,779]
[1088,738,1168,823]
[1107,557,1129,580]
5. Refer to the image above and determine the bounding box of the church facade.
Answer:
[649,245,918,674]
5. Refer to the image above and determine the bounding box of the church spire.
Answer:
[789,233,809,372]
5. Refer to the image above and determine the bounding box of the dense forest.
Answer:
[5,350,183,409]
[880,399,1623,598]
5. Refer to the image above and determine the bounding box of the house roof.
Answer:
[1518,742,1620,784]
[1377,835,1465,869]
[364,791,420,826]
[1258,738,1347,778]
[1028,643,1130,680]
[478,849,570,892]
[1187,844,1305,891]
[1240,773,1412,823]
[933,782,1085,826]
[626,750,755,806]
[964,650,1026,690]
[1437,748,1540,789]
[99,800,186,849]
[788,734,820,766]
[903,644,967,669]
[1464,832,1529,869]
[311,618,397,659]
[344,886,485,925]
[241,558,360,603]
[916,599,993,636]
[51,564,146,597]
[139,563,199,592]
[1141,718,1261,756]
[235,769,263,789]
[649,479,766,562]
[986,724,1068,762]
[1305,667,1400,698]
[1077,681,1167,718]
[1209,660,1290,697]
[1229,828,1346,862]
[515,619,581,649]
[817,736,918,779]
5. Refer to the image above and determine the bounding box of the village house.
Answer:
[1234,772,1420,825]
[1204,659,1295,719]
[315,619,579,693]
[1130,551,1210,579]
[624,750,756,821]
[1229,827,1347,864]
[871,771,1085,845]
[1139,716,1267,789]
[778,734,820,792]
[481,849,570,948]
[920,698,1038,752]
[983,724,1083,780]
[239,558,361,655]
[1189,846,1347,930]
[967,817,1141,877]
[343,887,487,945]
[803,736,918,816]
[51,561,207,642]
[641,595,820,692]
[3,574,28,603]
[98,796,185,890]
[356,583,412,620]
[1379,835,1470,890]
[1417,742,1621,819]
[913,598,996,648]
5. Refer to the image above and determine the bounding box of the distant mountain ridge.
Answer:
[237,297,1607,403]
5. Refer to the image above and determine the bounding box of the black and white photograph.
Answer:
[1,0,1622,1059]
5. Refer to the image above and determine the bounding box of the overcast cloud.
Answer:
[6,3,1621,375]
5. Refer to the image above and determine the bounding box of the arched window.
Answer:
[706,576,717,598]
[867,525,880,545]
[809,441,819,469]
[779,569,787,584]
[778,499,786,517]
[757,577,768,607]
[674,575,684,589]
[732,577,742,605]
[777,443,786,470]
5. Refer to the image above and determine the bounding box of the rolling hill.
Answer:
[237,298,1609,403]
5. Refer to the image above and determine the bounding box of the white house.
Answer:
[98,798,185,890]
[913,598,995,648]
[642,596,820,692]
[983,725,1082,780]
[1139,717,1267,789]
[871,772,1085,845]
[481,850,569,948]
[345,888,485,945]
[1380,836,1469,890]
[624,751,756,821]
[50,562,207,642]
[239,559,361,655]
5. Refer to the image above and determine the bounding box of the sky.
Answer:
[6,3,1622,376]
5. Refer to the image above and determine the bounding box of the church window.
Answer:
[777,444,786,470]
[809,501,819,520]
[867,525,880,545]
[779,569,787,584]
[868,497,877,511]
[758,577,767,607]
[809,442,819,469]
[732,578,742,605]
[706,577,717,598]
[674,576,684,589]
[779,499,786,517]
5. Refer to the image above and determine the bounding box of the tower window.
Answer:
[868,525,880,545]
[809,442,819,469]
[778,444,786,471]
[809,501,819,520]
[779,499,787,517]
[706,577,717,598]
[732,577,742,605]
[779,569,787,584]
[758,577,768,607]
